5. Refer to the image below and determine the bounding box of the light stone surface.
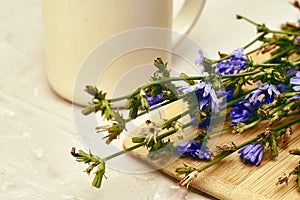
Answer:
[0,0,296,199]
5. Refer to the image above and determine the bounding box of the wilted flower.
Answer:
[174,140,212,160]
[215,48,248,75]
[245,83,280,106]
[230,100,256,126]
[146,92,164,107]
[238,143,264,166]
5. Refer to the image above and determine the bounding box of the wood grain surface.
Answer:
[123,100,300,200]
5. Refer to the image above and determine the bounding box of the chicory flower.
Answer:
[245,83,280,106]
[230,100,256,126]
[238,143,264,166]
[174,140,212,160]
[215,48,248,75]
[178,82,219,113]
[146,92,164,107]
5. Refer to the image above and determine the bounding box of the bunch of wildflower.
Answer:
[71,6,300,192]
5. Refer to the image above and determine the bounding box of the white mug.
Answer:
[42,0,206,105]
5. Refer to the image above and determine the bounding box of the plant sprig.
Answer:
[71,2,300,193]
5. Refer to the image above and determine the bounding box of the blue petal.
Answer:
[293,85,300,92]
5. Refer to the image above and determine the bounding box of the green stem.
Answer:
[236,14,260,26]
[245,42,275,56]
[270,29,300,36]
[103,106,300,170]
[197,136,260,172]
[211,33,266,64]
[102,142,145,161]
[103,121,194,161]
[240,119,263,133]
[262,47,294,64]
[252,63,281,67]
[243,32,266,49]
[273,117,300,132]
[284,112,300,118]
[196,115,300,172]
[109,70,266,104]
[284,92,300,98]
[221,70,261,79]
[237,14,300,36]
[208,125,231,136]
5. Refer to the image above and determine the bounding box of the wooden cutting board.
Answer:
[123,100,300,200]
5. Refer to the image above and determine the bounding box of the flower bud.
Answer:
[289,148,300,155]
[92,161,106,188]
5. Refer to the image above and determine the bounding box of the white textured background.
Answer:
[0,0,298,199]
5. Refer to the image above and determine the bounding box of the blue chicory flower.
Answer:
[215,48,248,75]
[245,83,280,106]
[146,92,164,107]
[178,82,219,113]
[290,71,300,91]
[238,143,264,166]
[230,100,256,126]
[174,140,212,160]
[232,47,247,59]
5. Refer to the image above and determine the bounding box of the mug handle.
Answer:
[172,0,206,46]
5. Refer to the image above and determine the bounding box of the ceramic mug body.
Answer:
[42,0,205,105]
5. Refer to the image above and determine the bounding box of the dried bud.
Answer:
[215,142,237,154]
[218,51,228,58]
[291,0,300,10]
[282,127,292,145]
[178,170,199,188]
[276,172,290,186]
